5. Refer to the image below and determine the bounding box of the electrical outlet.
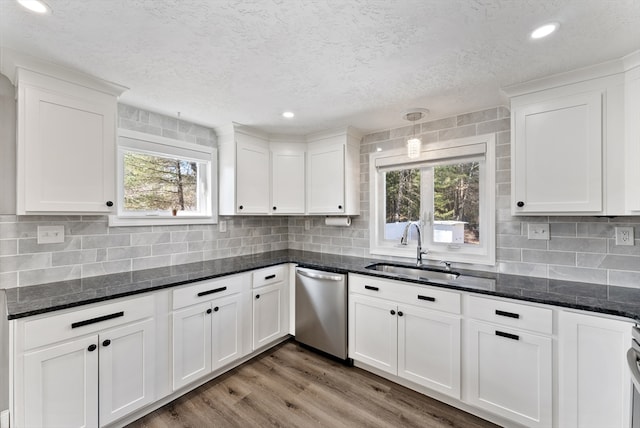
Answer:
[218,220,227,233]
[615,226,634,246]
[304,220,311,231]
[37,225,64,244]
[527,223,550,240]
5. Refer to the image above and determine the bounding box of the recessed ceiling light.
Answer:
[282,111,295,119]
[531,23,558,39]
[17,0,51,14]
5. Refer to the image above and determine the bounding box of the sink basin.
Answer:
[365,263,460,282]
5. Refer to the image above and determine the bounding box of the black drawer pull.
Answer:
[198,286,227,297]
[418,295,436,302]
[72,311,124,329]
[495,309,520,319]
[365,285,379,291]
[496,330,520,341]
[265,274,276,280]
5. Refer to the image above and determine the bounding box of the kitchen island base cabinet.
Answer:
[558,311,632,428]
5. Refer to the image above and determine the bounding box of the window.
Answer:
[370,134,495,265]
[110,129,217,226]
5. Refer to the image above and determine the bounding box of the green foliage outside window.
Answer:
[123,152,199,212]
[385,169,421,223]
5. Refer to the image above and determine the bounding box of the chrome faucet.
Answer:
[400,221,429,266]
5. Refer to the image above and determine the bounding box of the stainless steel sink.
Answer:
[365,263,460,282]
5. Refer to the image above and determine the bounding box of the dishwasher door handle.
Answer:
[628,347,640,392]
[297,269,343,281]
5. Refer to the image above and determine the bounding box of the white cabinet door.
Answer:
[307,144,345,214]
[348,294,398,375]
[99,318,155,426]
[558,312,632,428]
[271,149,305,214]
[172,303,212,390]
[211,293,244,371]
[23,335,99,428]
[252,283,286,350]
[466,320,552,428]
[236,141,270,214]
[512,90,603,214]
[19,75,116,214]
[397,305,461,399]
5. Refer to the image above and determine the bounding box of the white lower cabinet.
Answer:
[558,311,632,428]
[17,295,156,428]
[252,265,289,350]
[171,275,248,390]
[464,295,553,428]
[348,274,461,399]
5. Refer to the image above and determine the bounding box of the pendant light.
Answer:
[404,109,428,158]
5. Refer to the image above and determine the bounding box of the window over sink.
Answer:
[370,134,495,265]
[109,129,218,226]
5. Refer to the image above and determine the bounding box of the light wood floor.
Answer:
[127,340,500,428]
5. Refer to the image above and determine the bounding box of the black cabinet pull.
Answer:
[273,206,277,211]
[365,285,379,291]
[265,274,276,280]
[495,309,520,319]
[102,339,111,347]
[72,311,124,329]
[516,201,525,207]
[206,308,212,314]
[256,294,260,299]
[418,295,436,302]
[338,205,343,210]
[214,306,219,312]
[496,330,520,341]
[239,205,244,210]
[390,310,396,315]
[398,311,404,317]
[88,344,97,352]
[106,201,114,207]
[198,286,227,297]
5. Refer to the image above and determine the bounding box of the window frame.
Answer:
[369,134,496,266]
[109,129,218,227]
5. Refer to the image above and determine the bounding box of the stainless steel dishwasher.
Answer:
[295,267,348,360]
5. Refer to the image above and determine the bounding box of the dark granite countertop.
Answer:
[3,249,640,322]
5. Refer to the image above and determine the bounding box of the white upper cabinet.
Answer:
[15,67,125,215]
[270,141,305,214]
[625,53,640,212]
[306,127,361,215]
[505,54,638,216]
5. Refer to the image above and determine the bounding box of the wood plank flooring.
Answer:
[127,340,500,428]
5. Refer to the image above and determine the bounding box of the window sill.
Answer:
[108,215,217,227]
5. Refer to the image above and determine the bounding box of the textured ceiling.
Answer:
[0,0,639,135]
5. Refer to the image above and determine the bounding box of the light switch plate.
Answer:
[218,220,227,233]
[615,226,634,246]
[528,223,550,240]
[37,225,65,244]
[304,220,311,231]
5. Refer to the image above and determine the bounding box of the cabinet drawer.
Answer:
[23,295,155,350]
[349,274,460,314]
[173,273,246,310]
[466,295,552,335]
[252,265,287,288]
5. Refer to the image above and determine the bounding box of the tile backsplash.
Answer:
[2,104,640,289]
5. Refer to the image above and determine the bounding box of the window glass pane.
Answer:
[433,162,480,245]
[123,151,202,214]
[384,169,421,241]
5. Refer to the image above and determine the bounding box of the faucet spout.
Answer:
[400,221,429,266]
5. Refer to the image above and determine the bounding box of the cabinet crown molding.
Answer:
[3,47,127,97]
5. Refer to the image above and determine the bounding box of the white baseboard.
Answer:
[0,409,10,428]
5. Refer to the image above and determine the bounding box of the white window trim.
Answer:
[109,129,218,227]
[369,133,496,266]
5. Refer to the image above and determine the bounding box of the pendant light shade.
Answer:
[403,109,428,158]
